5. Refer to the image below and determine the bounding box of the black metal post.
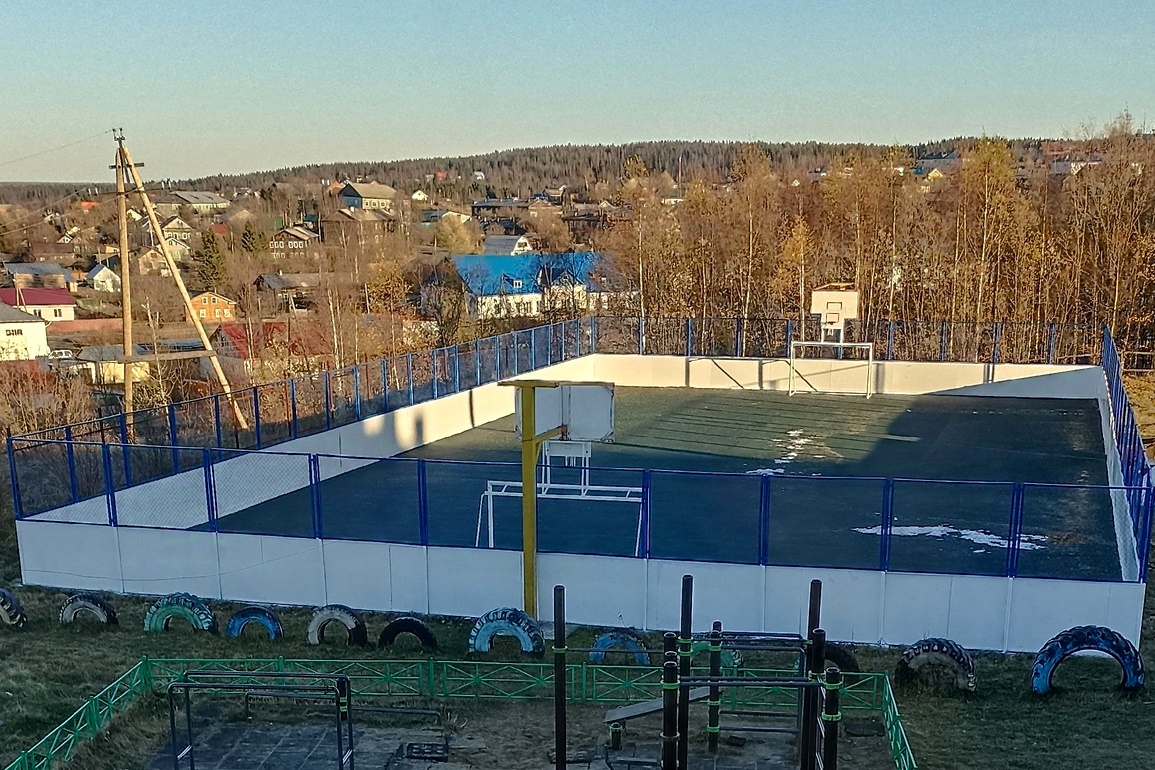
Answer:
[184,686,195,770]
[554,586,567,770]
[707,621,723,753]
[609,722,623,751]
[664,631,677,656]
[661,660,679,770]
[807,579,822,634]
[823,667,842,770]
[678,575,693,770]
[800,628,826,770]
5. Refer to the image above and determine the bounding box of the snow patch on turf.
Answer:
[853,524,1047,550]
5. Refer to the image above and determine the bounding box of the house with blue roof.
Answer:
[447,251,616,319]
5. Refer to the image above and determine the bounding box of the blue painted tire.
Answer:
[225,606,284,641]
[895,637,976,692]
[468,607,545,654]
[590,631,650,666]
[1031,625,1144,695]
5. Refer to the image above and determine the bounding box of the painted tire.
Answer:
[59,593,118,625]
[307,605,368,646]
[690,640,743,670]
[590,631,650,666]
[378,617,438,651]
[468,607,545,655]
[1031,625,1144,695]
[0,588,27,629]
[225,606,284,641]
[895,637,976,692]
[143,593,217,633]
[824,644,861,677]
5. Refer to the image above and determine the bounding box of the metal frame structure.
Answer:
[788,340,875,398]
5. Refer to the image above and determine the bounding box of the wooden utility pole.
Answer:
[116,136,248,430]
[114,134,134,425]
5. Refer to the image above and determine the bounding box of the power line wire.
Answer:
[0,129,115,169]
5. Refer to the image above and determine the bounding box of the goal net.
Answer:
[788,341,875,398]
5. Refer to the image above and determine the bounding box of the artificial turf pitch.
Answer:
[209,387,1119,580]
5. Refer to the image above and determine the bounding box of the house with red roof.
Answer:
[207,321,331,380]
[0,287,77,322]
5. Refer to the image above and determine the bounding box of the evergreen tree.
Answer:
[240,220,264,254]
[192,231,228,291]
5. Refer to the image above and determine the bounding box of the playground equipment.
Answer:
[224,606,284,640]
[307,604,369,646]
[1031,625,1145,695]
[0,587,26,628]
[895,638,977,692]
[789,284,874,398]
[59,593,118,625]
[166,670,355,770]
[469,606,546,654]
[144,593,216,633]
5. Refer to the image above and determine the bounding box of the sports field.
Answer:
[210,387,1119,580]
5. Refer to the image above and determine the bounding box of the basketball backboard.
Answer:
[810,283,859,341]
[515,381,615,442]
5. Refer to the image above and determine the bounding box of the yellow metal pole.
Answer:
[521,387,538,617]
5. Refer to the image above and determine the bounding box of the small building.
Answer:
[421,209,472,226]
[140,215,194,248]
[137,247,172,276]
[2,262,77,291]
[268,225,321,260]
[338,182,397,212]
[0,287,77,322]
[86,264,121,293]
[0,303,50,360]
[447,252,607,319]
[411,190,429,203]
[483,235,535,256]
[254,272,328,312]
[321,208,396,246]
[76,344,150,385]
[208,321,331,379]
[170,191,230,213]
[187,291,238,323]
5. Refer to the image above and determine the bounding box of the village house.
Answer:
[137,247,172,276]
[76,344,150,385]
[2,262,78,291]
[445,252,611,319]
[0,303,50,360]
[187,291,238,323]
[321,208,396,247]
[338,182,397,212]
[254,272,329,313]
[170,191,230,213]
[86,264,121,293]
[268,225,321,260]
[483,235,536,256]
[207,321,331,380]
[0,287,78,322]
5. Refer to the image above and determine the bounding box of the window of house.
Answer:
[215,309,221,318]
[199,309,206,318]
[53,308,62,318]
[511,279,523,290]
[202,296,208,304]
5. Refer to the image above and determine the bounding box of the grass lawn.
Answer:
[3,375,1155,769]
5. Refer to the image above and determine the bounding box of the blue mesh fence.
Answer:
[213,450,314,537]
[1017,483,1126,581]
[766,476,885,570]
[426,459,519,548]
[647,470,760,563]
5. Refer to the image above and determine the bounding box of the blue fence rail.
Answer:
[9,438,1150,582]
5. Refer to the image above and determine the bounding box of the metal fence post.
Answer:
[1007,483,1025,577]
[323,371,333,430]
[432,351,440,399]
[118,412,132,487]
[513,332,520,375]
[289,378,299,438]
[940,321,948,362]
[886,320,895,361]
[1047,323,1058,364]
[532,329,539,370]
[992,322,1002,365]
[758,474,771,565]
[352,365,362,420]
[735,316,744,357]
[590,316,597,354]
[417,459,429,546]
[213,394,223,448]
[685,318,693,357]
[101,443,117,527]
[7,436,23,519]
[1138,488,1154,582]
[454,347,461,392]
[252,387,262,449]
[411,353,420,406]
[879,479,895,570]
[309,454,323,539]
[785,320,795,357]
[638,316,645,355]
[65,425,79,503]
[203,449,218,533]
[381,359,390,412]
[167,404,179,473]
[474,339,481,386]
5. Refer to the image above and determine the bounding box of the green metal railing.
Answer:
[5,657,916,770]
